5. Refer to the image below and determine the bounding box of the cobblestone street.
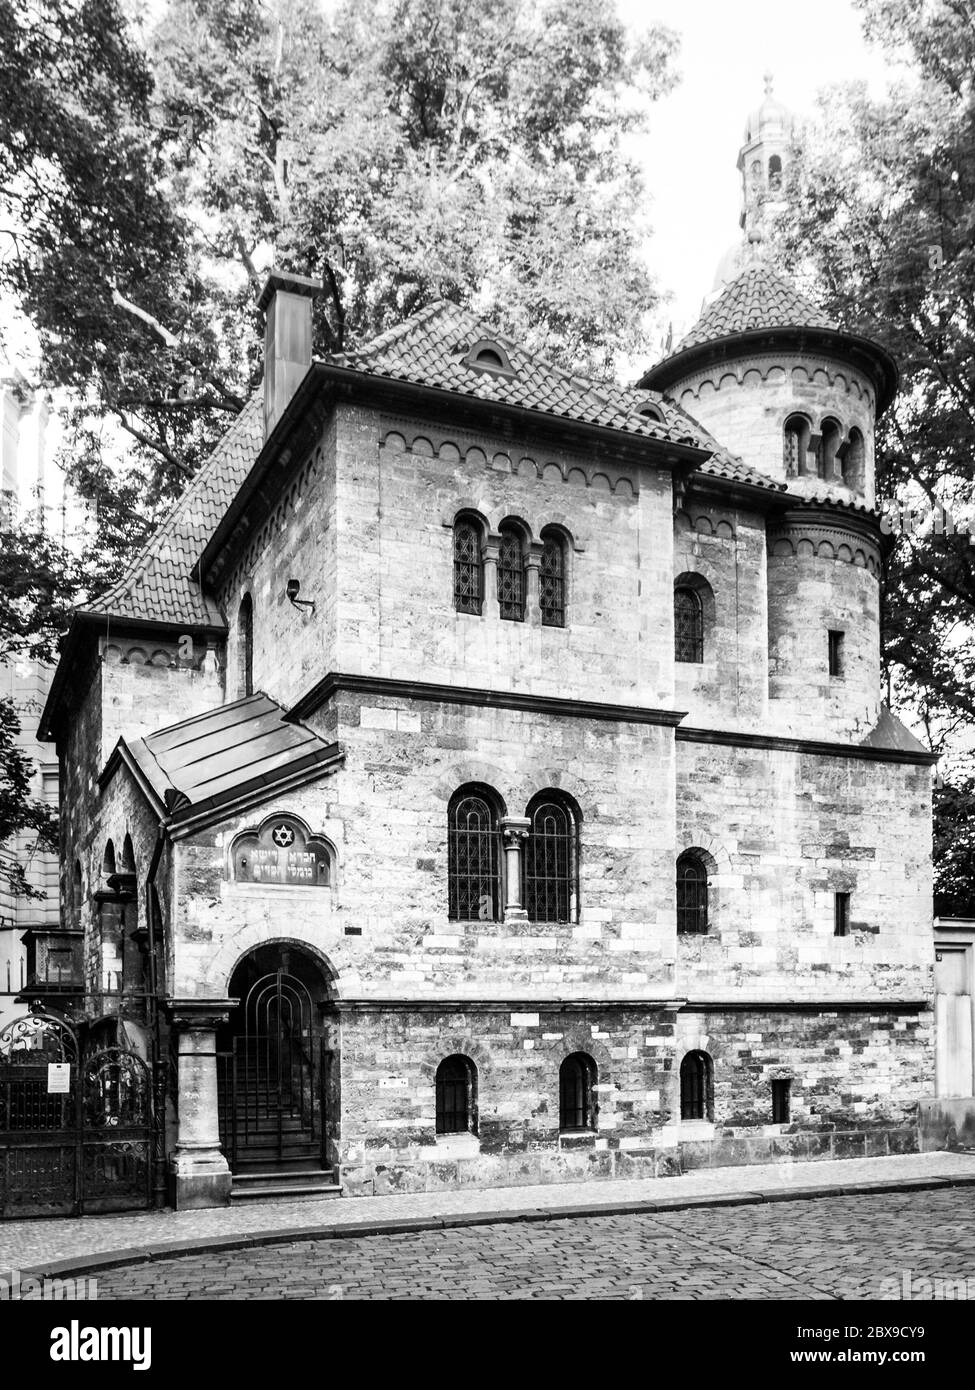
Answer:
[89,1187,975,1301]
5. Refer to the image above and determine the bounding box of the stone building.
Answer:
[39,99,936,1209]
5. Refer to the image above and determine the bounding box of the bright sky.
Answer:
[623,0,898,339]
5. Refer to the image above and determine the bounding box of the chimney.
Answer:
[257,270,323,439]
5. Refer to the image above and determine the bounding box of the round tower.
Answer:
[640,90,898,740]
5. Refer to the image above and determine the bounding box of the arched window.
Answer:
[72,860,83,913]
[559,1052,597,1132]
[676,851,709,934]
[539,528,566,628]
[818,418,842,480]
[103,839,116,877]
[121,833,136,874]
[453,516,483,616]
[783,414,809,476]
[524,793,579,924]
[844,428,865,490]
[674,586,704,663]
[768,154,783,189]
[448,787,501,921]
[239,593,254,696]
[680,1050,713,1121]
[436,1054,477,1135]
[498,523,527,622]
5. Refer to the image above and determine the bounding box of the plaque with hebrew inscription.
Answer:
[232,817,332,887]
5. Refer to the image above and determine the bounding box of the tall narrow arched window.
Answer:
[72,860,83,914]
[103,839,116,877]
[768,154,783,189]
[121,833,136,874]
[844,428,865,491]
[497,522,527,622]
[783,414,810,476]
[676,851,709,934]
[448,787,501,921]
[539,529,566,628]
[680,1050,713,1121]
[436,1054,477,1135]
[819,417,842,480]
[559,1052,597,1132]
[524,793,579,923]
[674,586,704,663]
[239,593,254,696]
[453,516,483,616]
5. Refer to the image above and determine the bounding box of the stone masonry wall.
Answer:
[675,740,932,1002]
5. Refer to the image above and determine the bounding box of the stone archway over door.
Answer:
[219,945,332,1175]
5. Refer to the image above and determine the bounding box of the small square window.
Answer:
[828,629,844,677]
[834,891,851,937]
[772,1078,791,1124]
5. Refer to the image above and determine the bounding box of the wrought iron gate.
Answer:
[218,970,325,1172]
[0,1012,158,1219]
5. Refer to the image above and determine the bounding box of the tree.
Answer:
[0,697,58,902]
[763,0,975,908]
[764,0,975,750]
[2,0,679,525]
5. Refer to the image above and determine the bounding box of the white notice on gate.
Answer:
[47,1063,71,1094]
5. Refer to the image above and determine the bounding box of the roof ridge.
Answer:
[338,299,479,364]
[81,394,262,619]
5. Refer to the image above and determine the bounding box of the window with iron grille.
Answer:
[453,519,483,615]
[772,1078,791,1124]
[436,1054,476,1134]
[524,796,577,923]
[680,1050,712,1121]
[498,524,526,621]
[783,414,808,476]
[674,586,704,663]
[834,891,851,937]
[448,790,500,921]
[676,852,708,934]
[559,1053,597,1131]
[540,532,566,627]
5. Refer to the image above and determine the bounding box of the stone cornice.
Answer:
[287,671,688,730]
[676,725,938,766]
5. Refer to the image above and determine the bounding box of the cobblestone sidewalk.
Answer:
[3,1150,975,1277]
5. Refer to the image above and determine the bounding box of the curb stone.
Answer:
[16,1171,975,1286]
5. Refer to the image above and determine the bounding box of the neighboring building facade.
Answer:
[1,370,82,1031]
[38,106,936,1209]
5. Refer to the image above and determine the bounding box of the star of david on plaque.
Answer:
[271,823,295,848]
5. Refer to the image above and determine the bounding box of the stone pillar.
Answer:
[501,816,531,921]
[526,542,544,627]
[165,998,237,1210]
[482,536,500,615]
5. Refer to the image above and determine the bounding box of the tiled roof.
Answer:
[602,384,786,494]
[332,300,713,450]
[123,692,342,823]
[80,395,264,630]
[671,262,836,354]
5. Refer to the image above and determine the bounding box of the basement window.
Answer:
[834,892,851,937]
[772,1078,791,1124]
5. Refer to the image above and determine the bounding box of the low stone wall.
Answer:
[337,1124,920,1197]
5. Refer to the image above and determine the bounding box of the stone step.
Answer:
[230,1169,342,1203]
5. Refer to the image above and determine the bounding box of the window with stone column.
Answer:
[448,785,503,921]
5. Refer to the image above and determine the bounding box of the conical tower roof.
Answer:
[639,262,898,414]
